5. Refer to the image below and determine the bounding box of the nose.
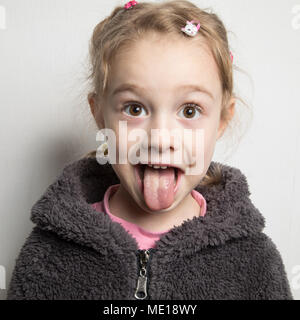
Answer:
[147,130,174,154]
[141,111,179,155]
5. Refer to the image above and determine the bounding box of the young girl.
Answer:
[7,0,293,300]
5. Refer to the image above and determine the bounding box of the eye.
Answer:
[178,103,203,120]
[123,102,147,117]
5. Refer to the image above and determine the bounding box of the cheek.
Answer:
[203,132,217,162]
[190,115,219,146]
[111,128,141,166]
[188,116,220,167]
[203,120,220,164]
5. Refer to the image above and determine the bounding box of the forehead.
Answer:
[107,34,222,101]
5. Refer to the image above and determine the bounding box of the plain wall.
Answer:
[0,0,299,300]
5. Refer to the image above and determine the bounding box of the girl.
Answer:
[7,0,293,300]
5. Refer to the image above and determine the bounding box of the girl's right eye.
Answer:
[123,103,147,117]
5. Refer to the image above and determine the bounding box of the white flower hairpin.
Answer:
[181,20,201,37]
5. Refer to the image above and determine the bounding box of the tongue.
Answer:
[143,166,176,211]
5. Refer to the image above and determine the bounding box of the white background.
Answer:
[0,0,299,300]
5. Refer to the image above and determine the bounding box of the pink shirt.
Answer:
[91,184,207,250]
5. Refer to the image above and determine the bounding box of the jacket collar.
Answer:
[31,157,265,256]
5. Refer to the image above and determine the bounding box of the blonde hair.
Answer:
[83,0,248,186]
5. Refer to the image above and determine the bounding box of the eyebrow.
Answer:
[111,83,215,100]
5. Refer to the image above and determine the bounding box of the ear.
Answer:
[217,97,235,140]
[88,92,105,129]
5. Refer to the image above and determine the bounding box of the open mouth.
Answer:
[137,164,178,183]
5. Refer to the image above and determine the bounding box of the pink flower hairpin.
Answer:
[124,0,138,9]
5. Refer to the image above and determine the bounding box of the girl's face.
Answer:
[89,33,234,213]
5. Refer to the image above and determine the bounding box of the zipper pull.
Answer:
[134,250,150,300]
[134,267,148,299]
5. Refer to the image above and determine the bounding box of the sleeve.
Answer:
[6,227,51,300]
[251,233,293,300]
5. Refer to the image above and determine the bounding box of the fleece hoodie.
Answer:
[6,157,293,300]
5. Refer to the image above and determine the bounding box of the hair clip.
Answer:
[124,0,138,9]
[181,20,201,37]
[230,51,233,63]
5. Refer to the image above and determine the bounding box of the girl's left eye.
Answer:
[123,103,147,117]
[178,103,203,120]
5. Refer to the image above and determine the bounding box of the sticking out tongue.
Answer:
[143,166,176,211]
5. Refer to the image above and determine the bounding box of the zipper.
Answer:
[134,248,154,300]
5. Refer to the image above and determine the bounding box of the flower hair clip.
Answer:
[124,0,138,9]
[181,20,201,37]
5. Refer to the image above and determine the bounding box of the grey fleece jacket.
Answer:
[7,157,293,300]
